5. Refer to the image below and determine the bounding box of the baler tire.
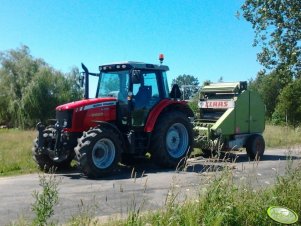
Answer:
[246,134,265,160]
[76,127,121,178]
[32,139,74,172]
[150,111,193,168]
[201,149,215,158]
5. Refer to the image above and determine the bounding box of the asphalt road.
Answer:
[1,147,300,225]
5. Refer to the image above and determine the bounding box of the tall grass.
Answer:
[264,124,301,148]
[32,172,60,226]
[102,159,301,226]
[0,129,37,176]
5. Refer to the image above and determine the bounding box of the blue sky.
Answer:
[0,0,263,85]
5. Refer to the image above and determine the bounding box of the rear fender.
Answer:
[144,99,194,133]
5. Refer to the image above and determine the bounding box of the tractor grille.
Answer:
[56,110,73,128]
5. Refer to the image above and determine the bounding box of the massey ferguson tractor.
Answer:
[33,55,194,178]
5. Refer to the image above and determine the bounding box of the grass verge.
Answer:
[0,129,37,176]
[264,124,301,148]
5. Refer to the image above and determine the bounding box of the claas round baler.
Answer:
[194,81,265,159]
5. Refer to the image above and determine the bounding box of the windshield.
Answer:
[96,71,129,102]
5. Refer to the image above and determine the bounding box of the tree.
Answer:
[21,67,82,127]
[0,45,43,127]
[0,45,82,128]
[273,78,301,127]
[248,69,291,118]
[172,74,199,100]
[242,0,301,78]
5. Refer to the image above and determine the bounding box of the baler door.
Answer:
[234,91,250,134]
[249,91,265,133]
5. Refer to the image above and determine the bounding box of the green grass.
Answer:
[264,124,301,148]
[0,129,37,176]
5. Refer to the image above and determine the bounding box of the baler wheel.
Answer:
[76,127,121,178]
[150,111,193,168]
[246,134,265,160]
[201,149,214,158]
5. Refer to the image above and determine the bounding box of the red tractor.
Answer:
[33,56,194,178]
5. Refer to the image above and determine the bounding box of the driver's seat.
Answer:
[134,86,152,109]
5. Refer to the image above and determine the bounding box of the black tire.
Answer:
[150,111,193,168]
[201,149,214,158]
[121,153,136,166]
[32,139,74,172]
[246,134,265,160]
[76,127,121,178]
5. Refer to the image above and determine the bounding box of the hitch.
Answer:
[53,122,63,160]
[36,121,65,160]
[37,122,45,149]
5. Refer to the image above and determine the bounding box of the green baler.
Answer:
[194,81,265,159]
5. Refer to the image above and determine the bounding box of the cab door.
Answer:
[131,71,161,126]
[115,73,130,127]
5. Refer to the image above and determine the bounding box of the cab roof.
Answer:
[99,61,169,72]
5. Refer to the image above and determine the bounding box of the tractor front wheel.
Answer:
[150,111,193,168]
[32,139,74,172]
[76,127,121,178]
[246,134,265,160]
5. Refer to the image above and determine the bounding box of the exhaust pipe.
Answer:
[81,63,89,99]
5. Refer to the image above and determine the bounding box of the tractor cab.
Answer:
[90,62,170,127]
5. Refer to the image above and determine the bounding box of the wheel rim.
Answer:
[92,138,116,169]
[166,123,189,158]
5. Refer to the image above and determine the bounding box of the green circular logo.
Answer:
[267,206,298,224]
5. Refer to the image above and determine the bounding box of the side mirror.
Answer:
[131,70,143,84]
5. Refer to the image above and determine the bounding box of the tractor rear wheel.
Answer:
[76,127,121,178]
[121,153,137,166]
[150,111,193,168]
[246,134,265,160]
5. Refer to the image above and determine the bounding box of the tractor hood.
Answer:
[56,97,117,111]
